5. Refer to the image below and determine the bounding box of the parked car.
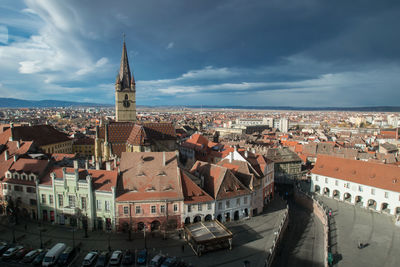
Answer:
[160,257,177,267]
[14,248,32,260]
[32,250,47,266]
[0,242,9,256]
[82,251,98,267]
[108,250,122,266]
[56,247,76,266]
[42,243,67,267]
[136,249,147,265]
[150,254,166,267]
[121,250,134,267]
[2,245,23,260]
[94,251,109,267]
[21,249,42,263]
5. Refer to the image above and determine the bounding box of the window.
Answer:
[226,200,230,208]
[49,195,53,204]
[371,188,375,195]
[124,206,129,214]
[335,180,339,186]
[151,205,156,214]
[14,185,23,192]
[236,198,240,206]
[58,194,63,207]
[325,178,328,184]
[188,205,192,212]
[358,186,363,192]
[30,199,37,205]
[26,187,35,193]
[315,176,319,181]
[81,197,87,209]
[7,184,11,190]
[160,205,165,213]
[173,204,178,212]
[384,192,389,198]
[41,194,46,204]
[344,183,350,189]
[198,204,202,211]
[218,202,222,210]
[207,203,212,210]
[96,200,102,210]
[135,206,141,214]
[244,197,248,205]
[105,201,110,211]
[69,195,75,208]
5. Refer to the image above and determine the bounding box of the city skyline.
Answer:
[0,0,400,107]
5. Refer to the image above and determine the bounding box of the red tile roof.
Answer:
[41,167,118,192]
[312,155,400,193]
[117,152,183,202]
[0,125,70,146]
[180,170,213,203]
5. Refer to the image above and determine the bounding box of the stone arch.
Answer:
[244,208,249,217]
[332,190,340,200]
[204,214,212,221]
[225,212,231,222]
[193,215,201,223]
[323,187,330,197]
[367,199,377,210]
[395,207,400,215]
[216,214,222,222]
[314,185,321,193]
[137,222,145,231]
[234,210,240,221]
[343,192,352,202]
[184,217,190,225]
[151,220,161,231]
[355,196,363,206]
[381,202,390,213]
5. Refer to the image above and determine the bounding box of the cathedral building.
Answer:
[94,40,177,162]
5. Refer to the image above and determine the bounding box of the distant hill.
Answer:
[0,98,112,108]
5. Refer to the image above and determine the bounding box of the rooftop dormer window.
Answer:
[158,171,167,176]
[163,185,173,191]
[137,171,145,176]
[146,186,156,192]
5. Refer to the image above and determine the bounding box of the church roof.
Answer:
[116,40,132,90]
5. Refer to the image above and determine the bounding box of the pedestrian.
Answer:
[181,244,184,253]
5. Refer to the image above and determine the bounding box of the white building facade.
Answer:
[311,155,400,216]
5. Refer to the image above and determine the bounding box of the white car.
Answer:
[2,245,23,260]
[82,251,98,267]
[109,250,122,266]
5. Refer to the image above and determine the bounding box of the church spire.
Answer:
[116,36,132,90]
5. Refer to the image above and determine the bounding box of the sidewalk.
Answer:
[0,198,288,267]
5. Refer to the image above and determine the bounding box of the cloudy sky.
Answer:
[0,0,399,107]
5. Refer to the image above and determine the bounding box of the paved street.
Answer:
[0,198,287,267]
[316,195,400,267]
[273,199,325,267]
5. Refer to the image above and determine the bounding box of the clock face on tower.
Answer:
[123,94,130,108]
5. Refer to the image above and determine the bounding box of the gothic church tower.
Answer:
[115,39,136,122]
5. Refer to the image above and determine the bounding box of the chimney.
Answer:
[245,150,248,158]
[13,155,17,162]
[163,151,166,166]
[106,161,111,171]
[9,123,14,141]
[113,158,117,168]
[234,145,238,152]
[91,155,95,164]
[4,150,9,161]
[85,159,89,170]
[10,122,14,129]
[95,161,100,170]
[95,125,99,139]
[200,175,205,188]
[229,152,233,163]
[73,160,79,170]
[16,141,20,149]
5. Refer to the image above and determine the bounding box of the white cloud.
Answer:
[166,42,174,49]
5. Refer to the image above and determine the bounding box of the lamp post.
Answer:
[39,228,43,249]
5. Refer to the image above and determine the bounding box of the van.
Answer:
[42,243,66,267]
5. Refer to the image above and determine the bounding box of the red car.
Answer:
[14,248,31,260]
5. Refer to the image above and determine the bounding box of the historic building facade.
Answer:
[311,155,400,216]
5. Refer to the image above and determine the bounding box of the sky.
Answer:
[0,0,399,107]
